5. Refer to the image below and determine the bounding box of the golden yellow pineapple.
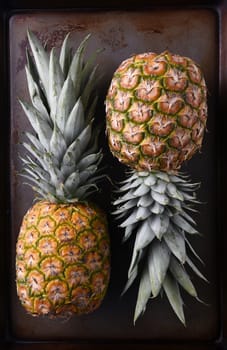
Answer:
[17,202,109,316]
[106,51,208,325]
[16,31,110,318]
[106,51,207,172]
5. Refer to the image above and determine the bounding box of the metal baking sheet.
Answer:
[8,6,220,346]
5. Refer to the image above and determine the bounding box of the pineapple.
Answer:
[16,31,110,318]
[105,51,207,324]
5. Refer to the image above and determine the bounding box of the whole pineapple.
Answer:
[106,51,207,324]
[16,31,110,317]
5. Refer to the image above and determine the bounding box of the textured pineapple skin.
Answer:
[106,51,207,172]
[16,201,110,317]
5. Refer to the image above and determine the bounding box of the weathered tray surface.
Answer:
[0,1,226,349]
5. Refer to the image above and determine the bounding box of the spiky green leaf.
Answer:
[23,142,47,170]
[49,48,64,120]
[64,97,85,145]
[151,190,169,205]
[122,267,138,296]
[21,173,55,195]
[186,256,208,282]
[184,235,204,264]
[27,30,49,96]
[81,48,102,88]
[123,223,137,242]
[134,265,152,323]
[59,32,71,78]
[143,173,156,186]
[81,64,98,110]
[20,101,52,150]
[25,65,50,122]
[120,209,140,227]
[79,165,98,184]
[148,240,170,297]
[163,273,185,325]
[172,215,198,234]
[137,193,154,207]
[49,124,67,164]
[133,183,150,197]
[152,179,167,194]
[119,177,143,192]
[134,220,155,251]
[167,183,184,201]
[74,183,98,199]
[25,132,44,152]
[128,248,144,278]
[77,152,102,171]
[150,201,165,214]
[164,227,186,263]
[148,215,169,240]
[155,171,170,182]
[170,256,197,297]
[69,33,91,98]
[113,198,138,215]
[43,153,63,187]
[56,76,75,133]
[61,123,92,177]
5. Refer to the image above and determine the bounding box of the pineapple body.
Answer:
[106,51,207,172]
[16,201,110,316]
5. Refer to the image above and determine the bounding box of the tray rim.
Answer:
[2,1,227,348]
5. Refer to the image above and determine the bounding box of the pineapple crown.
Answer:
[20,30,105,203]
[114,170,207,325]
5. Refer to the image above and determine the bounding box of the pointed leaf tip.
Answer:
[163,274,186,326]
[134,265,152,324]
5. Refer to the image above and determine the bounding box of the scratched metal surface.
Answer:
[9,9,219,341]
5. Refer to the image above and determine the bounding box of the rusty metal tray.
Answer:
[1,0,227,349]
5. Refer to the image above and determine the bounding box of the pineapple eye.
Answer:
[144,61,167,75]
[46,280,69,305]
[40,257,63,278]
[55,224,75,242]
[78,231,97,250]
